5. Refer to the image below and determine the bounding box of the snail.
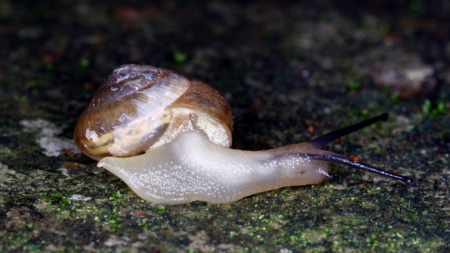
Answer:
[74,64,413,204]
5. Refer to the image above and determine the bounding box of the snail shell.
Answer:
[75,64,412,204]
[75,64,233,161]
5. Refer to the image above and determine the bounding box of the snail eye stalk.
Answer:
[310,113,389,148]
[307,154,413,184]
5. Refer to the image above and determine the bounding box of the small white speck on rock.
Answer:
[20,119,81,157]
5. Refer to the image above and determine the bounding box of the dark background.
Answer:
[0,0,449,251]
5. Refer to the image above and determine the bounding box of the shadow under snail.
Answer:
[74,64,413,204]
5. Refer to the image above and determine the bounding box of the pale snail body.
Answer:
[75,64,412,204]
[99,132,332,204]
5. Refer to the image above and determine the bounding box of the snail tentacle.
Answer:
[271,153,412,184]
[310,113,389,148]
[307,154,413,184]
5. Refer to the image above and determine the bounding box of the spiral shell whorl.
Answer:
[90,65,157,106]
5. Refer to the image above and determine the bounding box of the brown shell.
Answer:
[74,64,233,161]
[170,79,233,134]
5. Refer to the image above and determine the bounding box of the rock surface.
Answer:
[0,0,449,251]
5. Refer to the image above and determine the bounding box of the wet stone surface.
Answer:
[0,0,449,252]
